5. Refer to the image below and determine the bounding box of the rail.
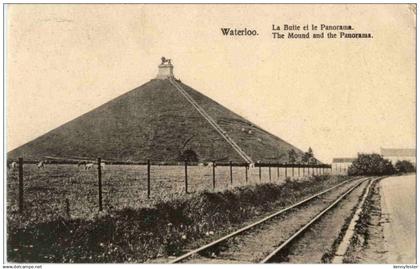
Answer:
[261,177,373,263]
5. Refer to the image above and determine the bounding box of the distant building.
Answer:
[380,148,416,165]
[332,158,356,175]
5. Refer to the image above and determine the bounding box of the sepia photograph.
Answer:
[2,3,417,266]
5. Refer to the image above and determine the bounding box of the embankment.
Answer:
[8,175,348,263]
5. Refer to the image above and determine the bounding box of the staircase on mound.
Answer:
[168,77,254,164]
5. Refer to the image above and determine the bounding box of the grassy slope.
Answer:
[8,80,242,162]
[181,82,310,163]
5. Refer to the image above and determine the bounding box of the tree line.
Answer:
[348,153,416,176]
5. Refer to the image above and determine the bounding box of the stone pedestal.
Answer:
[156,61,174,79]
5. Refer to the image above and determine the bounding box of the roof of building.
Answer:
[332,158,356,163]
[380,148,416,157]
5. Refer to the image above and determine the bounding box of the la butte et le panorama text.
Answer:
[220,24,373,39]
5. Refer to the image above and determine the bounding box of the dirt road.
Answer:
[381,174,416,263]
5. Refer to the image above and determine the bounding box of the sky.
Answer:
[6,4,416,163]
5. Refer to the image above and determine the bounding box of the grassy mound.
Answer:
[8,175,347,263]
[9,79,309,163]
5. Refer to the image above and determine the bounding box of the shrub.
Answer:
[313,175,329,181]
[348,153,395,176]
[394,160,416,174]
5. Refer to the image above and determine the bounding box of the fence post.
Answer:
[298,166,300,177]
[259,166,261,182]
[147,160,151,198]
[285,166,288,178]
[268,164,271,182]
[292,167,295,178]
[184,160,188,194]
[277,166,279,180]
[18,157,23,213]
[245,165,248,183]
[65,198,70,219]
[229,161,233,185]
[98,157,103,211]
[212,161,216,190]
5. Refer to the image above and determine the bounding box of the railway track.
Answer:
[168,177,376,263]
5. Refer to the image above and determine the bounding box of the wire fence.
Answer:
[7,157,332,220]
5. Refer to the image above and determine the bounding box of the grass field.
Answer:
[7,163,323,225]
[7,164,318,224]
